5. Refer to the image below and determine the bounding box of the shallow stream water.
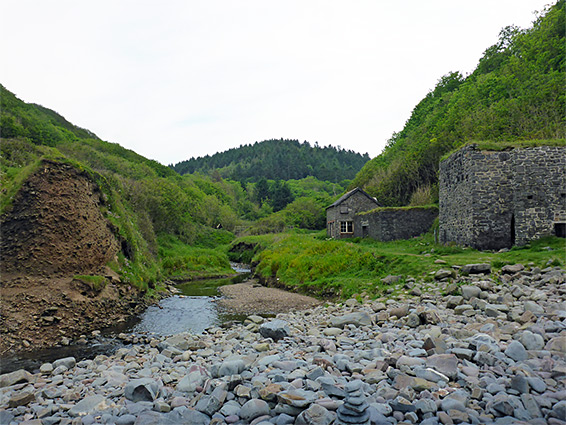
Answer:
[1,265,251,374]
[130,270,250,336]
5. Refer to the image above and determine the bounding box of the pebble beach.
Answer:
[1,263,565,425]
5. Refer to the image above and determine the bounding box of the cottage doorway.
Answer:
[555,223,566,238]
[510,214,516,246]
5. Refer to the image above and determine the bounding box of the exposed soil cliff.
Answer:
[0,160,146,354]
[1,160,119,276]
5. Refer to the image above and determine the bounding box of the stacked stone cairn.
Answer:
[336,380,370,424]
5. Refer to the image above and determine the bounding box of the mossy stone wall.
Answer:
[354,207,438,241]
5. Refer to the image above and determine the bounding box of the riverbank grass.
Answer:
[158,234,234,280]
[232,231,565,298]
[73,275,107,292]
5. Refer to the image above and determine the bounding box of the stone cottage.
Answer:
[439,144,566,250]
[326,188,438,240]
[326,187,379,238]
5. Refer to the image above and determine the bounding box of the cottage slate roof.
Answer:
[326,187,379,209]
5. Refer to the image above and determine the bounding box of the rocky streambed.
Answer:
[1,264,565,425]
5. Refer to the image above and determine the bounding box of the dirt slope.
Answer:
[0,275,148,354]
[1,160,119,276]
[0,160,145,354]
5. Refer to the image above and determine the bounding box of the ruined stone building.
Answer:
[326,187,438,241]
[439,144,566,250]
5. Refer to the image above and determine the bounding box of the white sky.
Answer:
[1,1,551,165]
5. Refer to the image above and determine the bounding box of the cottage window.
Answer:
[340,221,353,234]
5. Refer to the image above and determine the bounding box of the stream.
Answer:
[1,264,251,374]
[129,267,251,336]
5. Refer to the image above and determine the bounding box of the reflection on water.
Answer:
[1,266,251,373]
[0,341,122,375]
[131,272,250,336]
[132,295,221,335]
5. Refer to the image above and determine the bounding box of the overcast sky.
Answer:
[1,1,551,165]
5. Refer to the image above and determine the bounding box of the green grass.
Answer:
[232,231,565,299]
[359,205,438,214]
[472,139,566,151]
[192,225,235,248]
[441,139,566,162]
[73,275,107,292]
[157,234,234,280]
[0,161,40,213]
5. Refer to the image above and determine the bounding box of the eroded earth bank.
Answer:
[0,161,150,355]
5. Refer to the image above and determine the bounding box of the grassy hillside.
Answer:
[0,86,349,289]
[0,85,246,289]
[352,0,565,206]
[172,138,369,183]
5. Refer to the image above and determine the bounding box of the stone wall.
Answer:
[439,144,566,250]
[439,146,514,250]
[354,206,438,241]
[438,146,479,248]
[513,147,566,245]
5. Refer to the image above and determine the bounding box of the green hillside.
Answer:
[0,87,349,288]
[352,0,565,206]
[0,86,249,288]
[171,139,369,183]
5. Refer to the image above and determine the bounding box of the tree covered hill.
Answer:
[352,0,565,206]
[171,139,370,183]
